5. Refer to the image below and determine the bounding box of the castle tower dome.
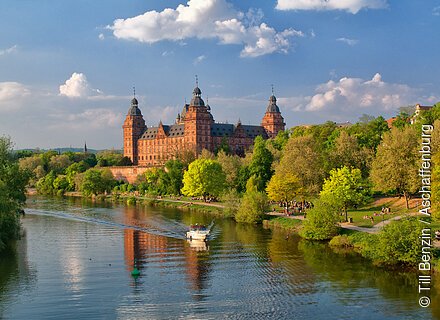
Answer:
[190,75,205,107]
[261,85,285,138]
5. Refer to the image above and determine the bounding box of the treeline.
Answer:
[0,137,29,252]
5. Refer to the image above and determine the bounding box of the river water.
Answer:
[0,196,438,319]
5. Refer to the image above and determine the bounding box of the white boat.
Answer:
[186,224,210,241]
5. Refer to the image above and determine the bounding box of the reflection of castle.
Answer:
[122,206,211,292]
[123,83,285,165]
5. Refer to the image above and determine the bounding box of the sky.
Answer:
[0,0,439,149]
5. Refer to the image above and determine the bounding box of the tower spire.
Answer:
[195,75,199,87]
[133,86,136,98]
[271,84,274,95]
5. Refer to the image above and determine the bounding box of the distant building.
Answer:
[386,117,397,128]
[411,104,433,124]
[123,83,285,166]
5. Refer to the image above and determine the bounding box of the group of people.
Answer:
[275,200,314,216]
[362,207,392,224]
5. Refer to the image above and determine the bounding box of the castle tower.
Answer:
[123,96,146,165]
[261,91,285,138]
[183,79,213,154]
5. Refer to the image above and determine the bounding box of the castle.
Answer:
[123,83,285,166]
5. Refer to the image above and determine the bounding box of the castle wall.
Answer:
[108,166,151,184]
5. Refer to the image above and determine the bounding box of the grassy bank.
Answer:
[263,216,302,232]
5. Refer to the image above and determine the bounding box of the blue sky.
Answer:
[0,0,439,149]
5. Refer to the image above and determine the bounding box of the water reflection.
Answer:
[10,196,439,319]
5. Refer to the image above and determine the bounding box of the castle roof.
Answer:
[128,97,142,116]
[266,94,280,113]
[140,124,185,139]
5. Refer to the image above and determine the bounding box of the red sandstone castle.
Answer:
[123,84,285,166]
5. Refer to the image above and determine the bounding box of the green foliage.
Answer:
[81,168,116,196]
[320,166,370,222]
[217,151,242,191]
[248,136,273,191]
[235,189,269,224]
[299,198,340,240]
[165,159,184,195]
[349,219,425,267]
[214,137,232,155]
[432,153,440,220]
[235,165,251,193]
[392,111,411,129]
[276,135,325,195]
[266,172,302,204]
[221,189,241,218]
[138,168,170,195]
[96,150,125,167]
[36,171,57,195]
[48,154,72,174]
[271,130,290,150]
[181,159,226,200]
[65,161,89,190]
[328,131,373,177]
[0,137,30,251]
[370,126,419,208]
[347,116,389,150]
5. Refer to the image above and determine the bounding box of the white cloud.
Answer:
[276,0,388,14]
[299,73,415,115]
[162,50,174,56]
[193,55,206,65]
[0,45,18,56]
[109,0,303,57]
[59,72,101,98]
[61,109,123,129]
[98,33,105,40]
[336,37,359,46]
[0,82,30,102]
[433,6,440,16]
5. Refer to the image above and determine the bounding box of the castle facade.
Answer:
[123,84,285,166]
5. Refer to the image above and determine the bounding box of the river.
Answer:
[0,196,438,319]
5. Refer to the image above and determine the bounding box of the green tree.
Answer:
[217,151,242,190]
[181,159,226,201]
[276,135,325,195]
[370,126,419,209]
[81,168,115,196]
[48,154,72,174]
[65,161,89,190]
[36,171,57,195]
[432,152,440,220]
[235,188,269,224]
[368,218,424,266]
[320,166,369,222]
[266,172,302,211]
[0,137,30,251]
[392,111,411,129]
[299,198,340,240]
[248,136,273,191]
[329,131,373,177]
[165,159,184,195]
[347,116,389,150]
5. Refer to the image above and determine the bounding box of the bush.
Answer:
[235,190,269,224]
[299,198,340,240]
[329,235,353,248]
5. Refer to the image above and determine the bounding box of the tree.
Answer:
[320,166,369,222]
[181,159,226,201]
[165,159,184,195]
[81,168,115,196]
[48,154,72,174]
[0,137,30,251]
[329,131,373,177]
[276,135,325,195]
[299,198,340,240]
[235,188,269,224]
[266,172,302,211]
[347,116,389,150]
[217,151,242,190]
[432,152,440,220]
[36,171,57,195]
[370,126,419,209]
[248,136,273,191]
[392,111,411,129]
